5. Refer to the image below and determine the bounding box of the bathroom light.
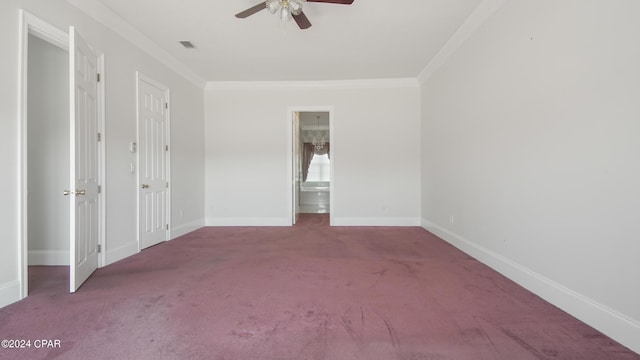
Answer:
[312,116,326,151]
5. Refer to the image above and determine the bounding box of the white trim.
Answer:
[65,0,205,88]
[104,241,138,266]
[18,10,70,300]
[421,218,640,355]
[28,251,70,266]
[137,72,171,95]
[333,217,421,227]
[135,72,172,251]
[21,12,68,49]
[97,52,106,268]
[68,25,77,293]
[206,218,290,227]
[170,219,205,239]
[286,106,335,226]
[0,281,21,309]
[417,0,506,84]
[206,78,419,91]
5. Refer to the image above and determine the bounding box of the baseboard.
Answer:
[206,217,290,226]
[332,217,421,227]
[421,218,640,355]
[171,219,204,239]
[205,217,422,227]
[28,250,69,266]
[0,280,22,309]
[105,241,138,266]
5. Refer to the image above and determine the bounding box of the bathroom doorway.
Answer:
[298,112,330,214]
[288,107,334,225]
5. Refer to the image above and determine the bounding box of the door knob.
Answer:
[76,190,86,195]
[141,184,149,189]
[63,190,73,196]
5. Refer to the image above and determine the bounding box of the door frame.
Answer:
[292,111,301,225]
[286,106,335,226]
[135,72,171,251]
[18,10,106,298]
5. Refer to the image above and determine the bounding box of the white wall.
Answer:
[168,80,206,238]
[204,82,421,226]
[0,0,205,308]
[421,0,640,353]
[27,34,70,265]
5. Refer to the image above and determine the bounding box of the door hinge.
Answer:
[165,144,169,151]
[166,224,169,230]
[97,244,102,253]
[166,182,169,188]
[97,133,102,142]
[165,102,168,109]
[97,73,101,82]
[98,185,102,194]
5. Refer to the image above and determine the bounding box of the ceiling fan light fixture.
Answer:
[236,0,353,30]
[280,4,292,22]
[289,0,303,15]
[266,0,280,14]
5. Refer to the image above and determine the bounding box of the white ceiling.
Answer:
[94,0,482,82]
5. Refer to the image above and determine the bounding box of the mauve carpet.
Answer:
[0,214,637,360]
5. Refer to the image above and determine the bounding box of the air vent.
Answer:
[179,41,196,49]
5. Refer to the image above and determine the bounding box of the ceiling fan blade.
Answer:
[293,11,312,29]
[306,0,354,4]
[235,2,267,18]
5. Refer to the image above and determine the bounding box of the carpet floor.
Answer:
[0,214,637,359]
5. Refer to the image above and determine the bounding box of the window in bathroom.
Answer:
[305,153,330,182]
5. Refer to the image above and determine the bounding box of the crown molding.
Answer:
[417,0,507,84]
[65,0,206,89]
[205,78,419,91]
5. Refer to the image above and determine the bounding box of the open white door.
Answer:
[137,75,169,250]
[68,27,100,293]
[292,112,301,225]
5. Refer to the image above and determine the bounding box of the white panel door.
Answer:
[69,27,100,293]
[138,78,168,250]
[293,112,301,225]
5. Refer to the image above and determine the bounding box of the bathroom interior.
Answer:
[297,112,330,214]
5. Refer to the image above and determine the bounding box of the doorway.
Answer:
[26,33,69,289]
[288,107,334,225]
[19,11,105,297]
[298,112,330,214]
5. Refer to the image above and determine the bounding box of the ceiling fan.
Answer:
[235,0,354,30]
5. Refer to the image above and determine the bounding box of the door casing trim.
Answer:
[286,106,335,226]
